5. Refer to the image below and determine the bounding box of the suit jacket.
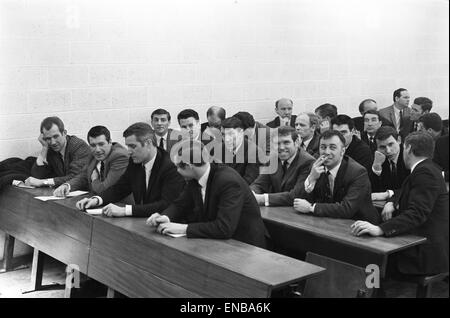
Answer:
[300,156,380,223]
[266,115,297,128]
[99,148,185,217]
[345,135,373,173]
[162,164,268,248]
[433,135,449,182]
[303,131,320,159]
[250,148,315,206]
[369,146,410,192]
[353,116,394,135]
[380,159,449,275]
[361,132,378,154]
[67,142,129,194]
[165,128,182,155]
[31,135,91,187]
[379,105,411,141]
[252,121,272,155]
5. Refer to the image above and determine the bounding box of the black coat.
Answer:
[266,115,297,129]
[345,135,373,173]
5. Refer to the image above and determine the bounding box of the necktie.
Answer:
[159,137,165,150]
[398,109,403,130]
[282,161,289,177]
[390,160,397,181]
[323,171,333,202]
[99,161,105,181]
[57,152,65,173]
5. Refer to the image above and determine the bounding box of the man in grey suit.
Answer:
[53,126,129,196]
[151,108,181,154]
[379,88,411,141]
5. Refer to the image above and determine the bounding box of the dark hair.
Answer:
[173,139,210,167]
[221,117,244,130]
[151,108,171,121]
[207,106,226,121]
[319,130,346,147]
[315,103,337,119]
[123,122,156,146]
[393,88,408,102]
[232,111,255,130]
[87,125,111,142]
[40,116,65,133]
[177,109,199,122]
[275,98,293,108]
[418,112,442,132]
[404,131,435,158]
[363,109,381,120]
[375,126,398,142]
[358,99,377,114]
[277,126,299,142]
[413,97,433,113]
[331,114,355,131]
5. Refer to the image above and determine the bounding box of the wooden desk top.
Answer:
[260,206,426,255]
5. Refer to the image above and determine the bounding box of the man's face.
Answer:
[273,134,297,161]
[88,135,112,161]
[207,113,222,129]
[364,114,382,134]
[402,144,413,169]
[361,100,377,115]
[179,117,201,140]
[222,127,243,152]
[410,104,425,121]
[376,136,400,161]
[295,114,315,140]
[42,124,67,153]
[395,90,410,108]
[332,124,353,147]
[125,135,151,164]
[319,136,345,169]
[151,114,170,136]
[275,100,293,119]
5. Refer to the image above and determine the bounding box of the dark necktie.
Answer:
[57,152,65,174]
[323,171,333,203]
[159,137,165,150]
[282,161,289,177]
[99,161,105,182]
[390,160,397,181]
[399,109,404,129]
[141,164,147,203]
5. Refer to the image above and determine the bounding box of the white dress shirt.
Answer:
[197,164,211,203]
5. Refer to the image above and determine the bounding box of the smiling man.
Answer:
[76,122,184,217]
[151,108,180,153]
[53,126,129,197]
[28,116,90,188]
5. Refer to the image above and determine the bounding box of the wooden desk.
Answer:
[260,206,426,278]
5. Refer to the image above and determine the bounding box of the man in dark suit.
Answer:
[53,126,129,196]
[407,97,433,133]
[361,110,383,154]
[378,88,411,141]
[295,112,320,158]
[27,116,90,187]
[417,112,443,140]
[433,134,449,182]
[331,115,373,173]
[76,122,185,217]
[315,103,337,134]
[232,111,272,155]
[351,132,449,276]
[150,108,180,154]
[353,99,394,134]
[251,126,315,207]
[266,98,297,128]
[200,106,226,136]
[146,140,268,249]
[294,130,380,224]
[370,126,410,198]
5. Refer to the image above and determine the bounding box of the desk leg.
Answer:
[106,287,115,298]
[0,234,15,272]
[30,248,45,291]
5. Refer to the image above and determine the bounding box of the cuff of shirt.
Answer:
[92,196,103,206]
[62,183,71,192]
[372,166,382,176]
[311,203,316,213]
[36,154,47,166]
[125,205,132,216]
[304,177,316,193]
[46,178,55,187]
[387,190,394,199]
[264,193,269,206]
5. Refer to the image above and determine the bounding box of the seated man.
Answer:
[353,99,393,134]
[408,97,433,133]
[266,98,296,128]
[295,112,321,158]
[294,130,380,223]
[370,126,410,199]
[331,115,373,173]
[151,108,180,153]
[315,103,337,133]
[351,132,449,276]
[76,123,185,217]
[146,140,268,249]
[200,106,226,137]
[250,126,315,207]
[53,126,129,196]
[27,116,90,187]
[232,111,271,155]
[417,112,443,140]
[361,109,383,153]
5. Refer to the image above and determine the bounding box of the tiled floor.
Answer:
[0,256,448,298]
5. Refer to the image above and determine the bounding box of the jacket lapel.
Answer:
[281,151,299,189]
[146,150,162,197]
[332,157,349,199]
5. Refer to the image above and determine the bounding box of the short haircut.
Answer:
[375,126,398,142]
[232,111,255,130]
[393,88,408,102]
[275,98,293,108]
[298,112,320,128]
[358,98,376,114]
[418,112,442,132]
[413,97,433,113]
[363,109,381,120]
[87,125,111,142]
[207,106,226,120]
[277,126,299,142]
[319,130,346,147]
[123,122,156,146]
[315,103,337,119]
[404,131,435,158]
[151,108,171,121]
[40,116,65,133]
[174,139,210,167]
[221,117,244,130]
[177,109,199,122]
[331,114,355,131]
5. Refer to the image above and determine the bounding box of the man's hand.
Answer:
[350,221,384,237]
[53,184,70,197]
[308,155,328,182]
[146,213,170,227]
[373,151,386,171]
[38,134,47,148]
[293,198,313,214]
[157,222,187,235]
[381,201,395,222]
[102,204,126,217]
[76,197,99,210]
[371,191,389,201]
[24,177,45,187]
[252,192,265,206]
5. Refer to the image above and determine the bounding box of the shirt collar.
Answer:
[278,116,290,125]
[143,154,156,172]
[59,141,67,160]
[326,160,342,178]
[390,151,400,165]
[302,135,313,147]
[156,132,168,141]
[198,164,211,189]
[411,158,426,173]
[283,150,297,167]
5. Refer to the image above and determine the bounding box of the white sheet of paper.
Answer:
[67,190,89,197]
[85,209,103,215]
[35,196,65,201]
[166,233,186,238]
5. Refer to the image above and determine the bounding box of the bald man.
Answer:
[267,98,297,128]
